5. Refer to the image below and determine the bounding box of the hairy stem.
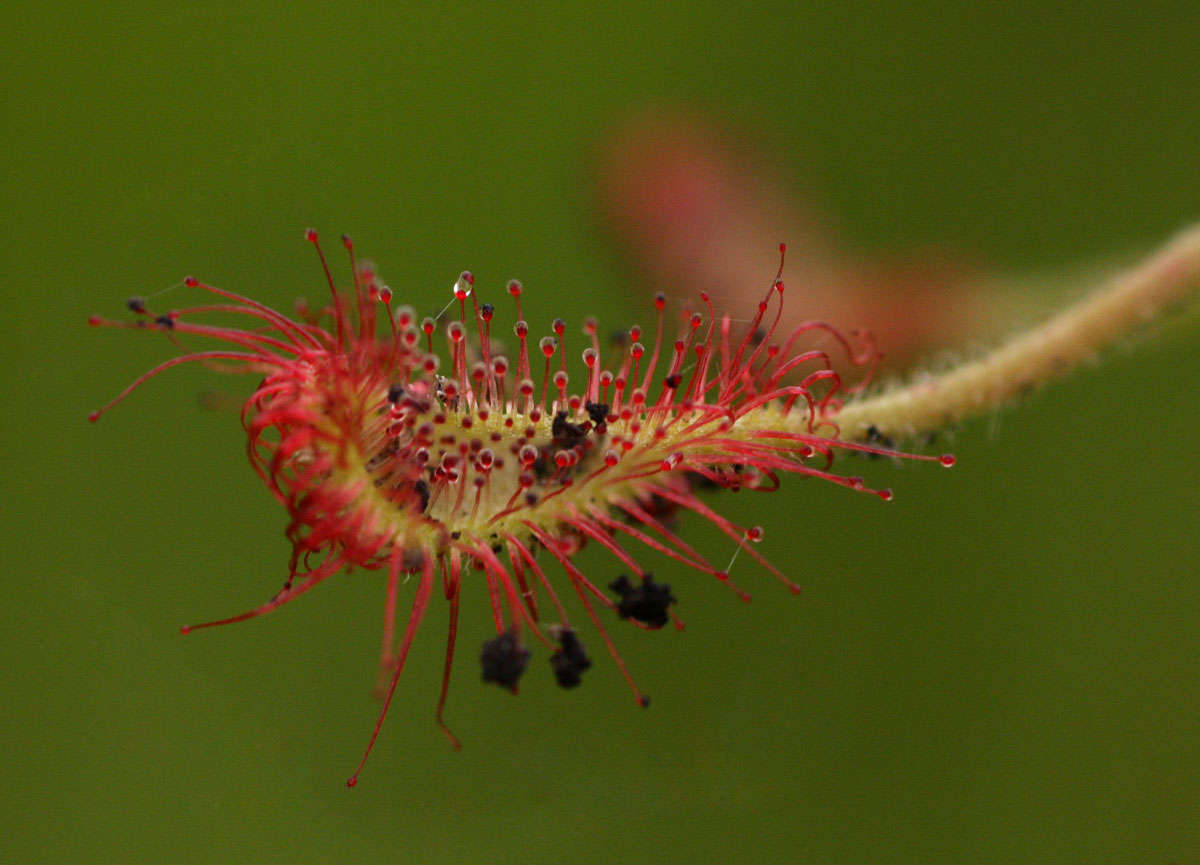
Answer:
[830,223,1200,439]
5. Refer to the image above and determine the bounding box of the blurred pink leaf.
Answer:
[596,112,984,367]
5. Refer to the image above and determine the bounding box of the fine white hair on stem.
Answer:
[831,223,1200,440]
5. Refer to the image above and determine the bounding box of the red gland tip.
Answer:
[184,276,199,287]
[939,454,956,467]
[87,410,101,423]
[179,624,192,634]
[341,234,353,249]
[305,228,318,243]
[346,777,358,788]
[88,315,102,326]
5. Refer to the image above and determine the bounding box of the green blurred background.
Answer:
[3,2,1198,863]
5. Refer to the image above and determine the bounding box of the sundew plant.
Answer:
[89,225,1200,786]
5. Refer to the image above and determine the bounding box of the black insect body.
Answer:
[481,628,531,692]
[609,573,676,629]
[550,628,592,688]
[584,401,610,425]
[551,411,588,449]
